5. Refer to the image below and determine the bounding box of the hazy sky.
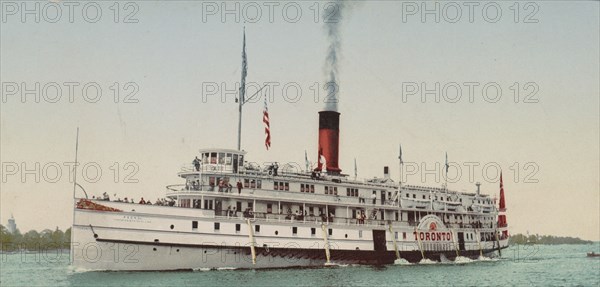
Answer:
[1,1,599,240]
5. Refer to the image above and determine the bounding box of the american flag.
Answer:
[263,98,271,150]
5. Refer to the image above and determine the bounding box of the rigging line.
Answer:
[243,84,268,105]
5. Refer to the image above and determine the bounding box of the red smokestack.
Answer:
[316,111,341,174]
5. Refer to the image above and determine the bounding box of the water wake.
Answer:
[453,256,475,264]
[394,258,411,265]
[67,265,104,273]
[477,256,499,262]
[216,267,237,271]
[324,262,348,267]
[418,258,438,265]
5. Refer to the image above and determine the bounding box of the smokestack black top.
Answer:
[319,111,340,130]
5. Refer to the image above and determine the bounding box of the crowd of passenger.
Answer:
[92,192,175,206]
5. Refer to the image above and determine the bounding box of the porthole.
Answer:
[176,249,180,252]
[275,230,279,235]
[345,234,348,238]
[153,248,157,251]
[204,250,207,254]
[93,234,98,239]
[170,224,174,230]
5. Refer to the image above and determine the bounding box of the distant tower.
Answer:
[7,214,17,234]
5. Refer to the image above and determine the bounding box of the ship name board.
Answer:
[413,231,453,241]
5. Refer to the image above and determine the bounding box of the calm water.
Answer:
[1,244,599,286]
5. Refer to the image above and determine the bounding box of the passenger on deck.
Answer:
[243,207,253,218]
[359,212,366,224]
[193,156,201,171]
[139,197,146,204]
[218,179,225,192]
[237,180,243,194]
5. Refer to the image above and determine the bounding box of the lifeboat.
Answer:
[433,200,463,211]
[400,197,431,209]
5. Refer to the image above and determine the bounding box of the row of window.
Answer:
[211,222,336,237]
[201,152,244,166]
[212,177,487,207]
[300,184,315,193]
[404,193,464,202]
[346,188,359,197]
[324,186,338,195]
[192,221,490,242]
[218,177,365,198]
[274,181,290,191]
[243,178,262,189]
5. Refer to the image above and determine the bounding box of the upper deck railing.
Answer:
[165,183,498,217]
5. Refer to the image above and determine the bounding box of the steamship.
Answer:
[70,37,509,271]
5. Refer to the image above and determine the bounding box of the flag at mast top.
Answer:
[236,27,248,151]
[240,27,247,104]
[399,144,403,164]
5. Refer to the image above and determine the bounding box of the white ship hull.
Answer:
[71,200,508,271]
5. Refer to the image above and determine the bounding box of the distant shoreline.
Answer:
[509,233,595,245]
